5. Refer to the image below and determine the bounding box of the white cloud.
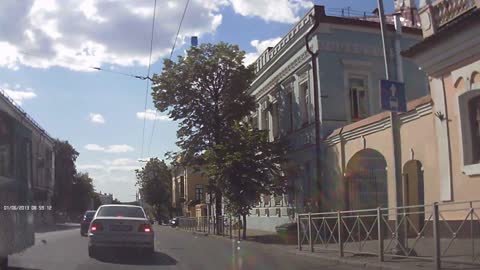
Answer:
[84,144,134,153]
[228,0,312,23]
[0,0,224,71]
[136,109,171,121]
[77,157,143,200]
[84,144,105,151]
[1,83,37,105]
[89,113,105,124]
[105,144,135,153]
[244,37,282,66]
[77,164,104,170]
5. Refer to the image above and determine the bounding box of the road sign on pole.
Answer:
[380,79,407,112]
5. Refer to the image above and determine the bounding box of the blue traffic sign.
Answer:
[380,80,406,112]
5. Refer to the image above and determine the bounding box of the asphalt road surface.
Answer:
[8,225,365,270]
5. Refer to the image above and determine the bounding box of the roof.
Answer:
[327,95,433,139]
[403,9,480,57]
[252,5,422,77]
[0,89,55,143]
[317,14,422,35]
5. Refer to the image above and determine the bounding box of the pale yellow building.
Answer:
[171,163,209,217]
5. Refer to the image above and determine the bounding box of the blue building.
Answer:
[247,3,428,232]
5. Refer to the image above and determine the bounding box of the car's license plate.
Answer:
[110,225,132,231]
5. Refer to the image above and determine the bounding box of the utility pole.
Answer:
[305,8,322,213]
[377,0,406,254]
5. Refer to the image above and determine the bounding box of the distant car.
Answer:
[80,210,96,236]
[87,204,154,258]
[170,217,179,227]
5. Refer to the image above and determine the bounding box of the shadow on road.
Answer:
[35,223,80,233]
[93,250,177,265]
[245,234,297,245]
[8,267,42,270]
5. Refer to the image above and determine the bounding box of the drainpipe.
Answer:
[305,12,322,211]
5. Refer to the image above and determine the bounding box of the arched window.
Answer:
[468,96,480,163]
[458,89,480,171]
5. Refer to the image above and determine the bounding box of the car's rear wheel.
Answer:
[88,246,97,258]
[0,256,8,270]
[142,247,154,257]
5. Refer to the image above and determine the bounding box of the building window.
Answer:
[274,195,282,206]
[459,90,480,169]
[272,102,280,139]
[263,195,270,206]
[469,96,480,163]
[349,76,369,121]
[287,91,294,132]
[251,114,258,130]
[195,184,204,202]
[180,176,185,199]
[262,108,269,132]
[0,113,13,178]
[304,162,312,199]
[300,81,310,125]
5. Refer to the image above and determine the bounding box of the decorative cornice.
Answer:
[252,51,310,100]
[325,101,433,146]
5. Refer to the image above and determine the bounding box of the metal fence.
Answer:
[298,200,480,269]
[177,216,244,239]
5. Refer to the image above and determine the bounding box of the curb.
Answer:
[287,250,438,270]
[186,229,430,270]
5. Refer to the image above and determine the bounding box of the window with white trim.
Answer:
[459,89,480,167]
[195,184,204,202]
[299,80,310,125]
[261,101,269,132]
[348,76,369,121]
[271,102,280,139]
[286,91,294,132]
[469,96,480,163]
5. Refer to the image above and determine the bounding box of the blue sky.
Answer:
[0,0,404,201]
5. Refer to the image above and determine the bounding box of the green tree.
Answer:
[69,172,95,217]
[111,198,121,204]
[205,122,288,239]
[135,158,172,220]
[151,42,255,221]
[92,193,102,210]
[52,140,78,212]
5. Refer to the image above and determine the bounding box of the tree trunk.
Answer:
[215,191,222,235]
[242,214,247,240]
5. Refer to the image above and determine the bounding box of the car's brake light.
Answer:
[90,221,103,232]
[138,224,152,233]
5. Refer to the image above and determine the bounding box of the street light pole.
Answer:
[377,0,406,254]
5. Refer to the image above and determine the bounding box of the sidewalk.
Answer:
[189,228,479,270]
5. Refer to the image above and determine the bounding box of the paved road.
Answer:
[8,225,365,270]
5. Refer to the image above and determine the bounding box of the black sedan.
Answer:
[80,210,96,236]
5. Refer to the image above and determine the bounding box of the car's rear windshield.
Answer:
[85,211,95,218]
[96,206,145,218]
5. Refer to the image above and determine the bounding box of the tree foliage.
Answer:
[92,193,102,210]
[135,158,172,219]
[205,122,288,239]
[68,172,95,215]
[151,42,255,221]
[52,140,78,212]
[151,42,255,162]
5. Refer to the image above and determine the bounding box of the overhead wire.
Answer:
[146,0,190,157]
[140,0,158,160]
